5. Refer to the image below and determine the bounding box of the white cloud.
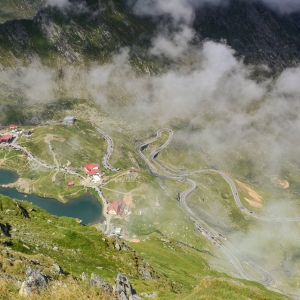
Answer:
[275,67,300,96]
[150,25,195,58]
[129,0,228,23]
[258,0,300,14]
[0,61,57,104]
[130,0,195,24]
[47,0,70,9]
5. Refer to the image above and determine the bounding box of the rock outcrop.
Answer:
[0,223,11,237]
[115,273,142,300]
[138,266,154,281]
[90,273,113,294]
[51,262,65,275]
[19,267,51,297]
[90,273,141,300]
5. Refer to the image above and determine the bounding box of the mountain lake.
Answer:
[0,169,103,224]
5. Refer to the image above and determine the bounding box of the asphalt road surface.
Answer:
[136,128,274,286]
[95,128,119,172]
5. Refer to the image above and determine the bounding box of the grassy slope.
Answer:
[18,120,106,168]
[0,120,109,201]
[0,195,289,299]
[0,120,295,298]
[130,234,289,300]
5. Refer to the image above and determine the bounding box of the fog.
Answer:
[259,0,300,14]
[2,38,300,181]
[1,0,300,182]
[129,0,300,15]
[1,0,300,296]
[47,0,70,8]
[0,61,57,104]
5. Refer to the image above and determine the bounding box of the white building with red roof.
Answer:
[84,163,102,177]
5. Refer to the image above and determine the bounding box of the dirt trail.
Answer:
[44,134,60,167]
[52,171,57,182]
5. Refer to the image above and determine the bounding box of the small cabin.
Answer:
[63,116,76,126]
[23,130,32,136]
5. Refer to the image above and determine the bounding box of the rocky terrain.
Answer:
[1,1,300,299]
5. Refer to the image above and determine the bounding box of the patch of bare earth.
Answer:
[3,178,33,194]
[236,180,262,208]
[52,171,57,182]
[0,156,7,165]
[123,194,135,209]
[129,239,140,243]
[274,179,289,189]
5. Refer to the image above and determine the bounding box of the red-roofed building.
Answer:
[84,163,102,177]
[84,163,99,172]
[87,169,102,176]
[0,134,14,143]
[67,182,74,186]
[9,124,18,129]
[107,199,126,216]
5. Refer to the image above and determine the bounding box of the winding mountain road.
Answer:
[136,128,275,286]
[96,128,119,172]
[143,129,300,223]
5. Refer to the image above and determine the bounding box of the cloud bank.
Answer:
[259,0,300,14]
[129,0,300,20]
[47,0,70,8]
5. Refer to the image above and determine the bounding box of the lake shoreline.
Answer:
[0,169,104,225]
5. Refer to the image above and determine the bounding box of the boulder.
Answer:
[19,267,50,297]
[114,241,121,251]
[115,273,141,300]
[138,267,154,281]
[0,223,11,237]
[90,273,113,294]
[52,263,64,274]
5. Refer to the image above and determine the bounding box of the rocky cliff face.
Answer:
[193,0,300,71]
[0,0,156,71]
[0,0,45,23]
[1,0,300,72]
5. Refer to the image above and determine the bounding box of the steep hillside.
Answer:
[1,0,300,70]
[0,0,45,23]
[193,0,300,70]
[0,195,289,299]
[0,0,157,70]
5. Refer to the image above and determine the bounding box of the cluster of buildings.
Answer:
[0,123,33,141]
[107,199,126,216]
[0,126,33,144]
[83,161,137,218]
[84,163,103,183]
[84,161,130,217]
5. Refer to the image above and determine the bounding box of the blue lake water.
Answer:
[0,169,103,224]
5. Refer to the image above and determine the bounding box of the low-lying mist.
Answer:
[1,1,300,296]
